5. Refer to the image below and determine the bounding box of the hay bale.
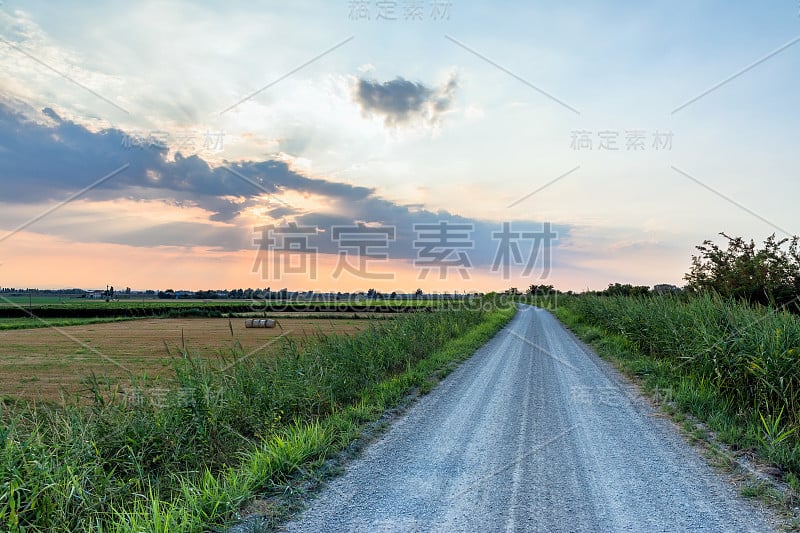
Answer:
[245,319,254,328]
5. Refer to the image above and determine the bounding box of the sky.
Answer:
[0,1,798,293]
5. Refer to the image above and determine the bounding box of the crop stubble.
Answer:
[0,318,365,400]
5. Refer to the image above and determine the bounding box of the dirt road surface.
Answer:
[282,306,773,532]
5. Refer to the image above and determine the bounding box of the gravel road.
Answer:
[282,306,773,532]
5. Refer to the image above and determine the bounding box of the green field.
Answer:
[0,296,80,305]
[0,316,136,330]
[0,297,473,323]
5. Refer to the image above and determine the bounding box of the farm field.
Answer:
[0,298,456,319]
[0,296,78,305]
[0,317,366,401]
[0,316,136,330]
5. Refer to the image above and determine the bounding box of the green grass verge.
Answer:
[0,304,515,532]
[553,294,800,482]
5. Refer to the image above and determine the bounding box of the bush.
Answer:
[685,233,800,310]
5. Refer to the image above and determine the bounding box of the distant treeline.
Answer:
[584,283,680,297]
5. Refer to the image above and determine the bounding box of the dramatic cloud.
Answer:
[353,74,458,127]
[0,100,372,221]
[0,99,567,271]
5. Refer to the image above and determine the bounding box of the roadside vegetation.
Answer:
[555,233,800,487]
[0,303,515,531]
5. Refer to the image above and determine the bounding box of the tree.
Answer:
[685,233,800,307]
[527,284,555,295]
[158,289,176,299]
[601,283,650,297]
[103,285,115,301]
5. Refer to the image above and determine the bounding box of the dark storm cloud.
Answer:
[0,101,373,223]
[353,74,458,126]
[0,99,568,267]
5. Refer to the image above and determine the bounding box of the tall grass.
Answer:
[0,306,514,531]
[560,294,800,473]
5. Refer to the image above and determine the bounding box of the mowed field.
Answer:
[0,317,367,400]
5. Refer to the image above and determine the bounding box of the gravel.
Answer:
[279,305,774,532]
